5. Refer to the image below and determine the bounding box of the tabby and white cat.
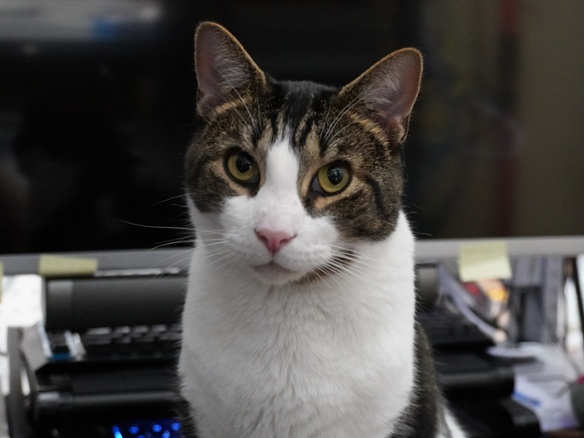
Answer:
[179,22,466,438]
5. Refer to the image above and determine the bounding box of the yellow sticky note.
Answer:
[39,255,98,278]
[458,241,512,282]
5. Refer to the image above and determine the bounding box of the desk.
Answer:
[1,241,584,437]
[510,344,582,431]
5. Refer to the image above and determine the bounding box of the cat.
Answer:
[178,21,466,438]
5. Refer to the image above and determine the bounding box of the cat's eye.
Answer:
[225,150,259,185]
[313,162,351,195]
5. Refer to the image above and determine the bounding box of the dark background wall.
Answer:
[0,0,582,254]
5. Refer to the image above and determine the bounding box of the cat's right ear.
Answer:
[194,22,266,117]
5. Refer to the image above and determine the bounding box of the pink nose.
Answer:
[256,229,295,254]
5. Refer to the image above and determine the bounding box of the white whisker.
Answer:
[322,92,366,144]
[151,193,188,206]
[200,240,230,247]
[204,252,238,267]
[318,264,353,289]
[197,229,227,237]
[150,239,195,251]
[124,220,194,233]
[218,70,256,127]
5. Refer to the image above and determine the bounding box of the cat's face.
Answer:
[186,22,422,286]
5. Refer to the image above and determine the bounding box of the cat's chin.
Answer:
[250,262,306,286]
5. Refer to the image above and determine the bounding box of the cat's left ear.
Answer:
[341,48,423,144]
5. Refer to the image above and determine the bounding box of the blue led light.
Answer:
[113,419,182,438]
[50,353,72,361]
[112,425,124,438]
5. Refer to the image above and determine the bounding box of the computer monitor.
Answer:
[1,0,582,255]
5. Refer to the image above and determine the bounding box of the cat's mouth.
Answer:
[250,261,305,285]
[252,261,296,276]
[249,249,355,286]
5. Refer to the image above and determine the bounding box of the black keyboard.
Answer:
[418,307,493,351]
[45,324,182,363]
[49,311,490,362]
[80,324,182,359]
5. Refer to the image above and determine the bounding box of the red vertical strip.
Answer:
[495,0,519,236]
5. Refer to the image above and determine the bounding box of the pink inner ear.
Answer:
[195,27,232,113]
[356,50,422,142]
[194,23,264,116]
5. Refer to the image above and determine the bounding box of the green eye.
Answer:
[314,162,351,195]
[226,151,259,185]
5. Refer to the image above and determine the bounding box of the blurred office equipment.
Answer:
[8,240,584,437]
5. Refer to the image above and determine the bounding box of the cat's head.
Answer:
[186,22,422,286]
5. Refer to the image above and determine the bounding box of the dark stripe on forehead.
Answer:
[295,114,317,149]
[268,113,279,145]
[282,81,315,133]
[318,130,331,157]
[273,80,336,149]
[295,94,331,148]
[264,83,286,143]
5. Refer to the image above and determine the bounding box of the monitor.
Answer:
[0,0,582,254]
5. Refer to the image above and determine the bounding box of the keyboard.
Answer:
[42,323,182,367]
[418,307,493,351]
[80,324,182,359]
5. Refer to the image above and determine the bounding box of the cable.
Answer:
[438,266,507,343]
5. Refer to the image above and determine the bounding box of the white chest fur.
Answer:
[179,213,417,438]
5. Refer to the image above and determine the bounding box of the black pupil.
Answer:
[328,166,344,185]
[236,154,252,173]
